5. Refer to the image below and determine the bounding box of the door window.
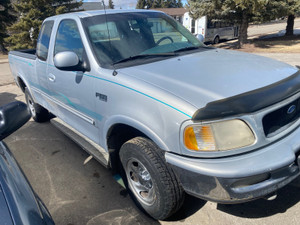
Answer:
[54,19,84,61]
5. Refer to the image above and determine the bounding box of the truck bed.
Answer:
[9,49,36,60]
[8,49,37,90]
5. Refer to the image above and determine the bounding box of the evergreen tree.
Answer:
[146,0,153,8]
[136,0,182,9]
[5,0,83,50]
[136,0,146,9]
[0,0,16,53]
[152,0,161,8]
[258,0,300,36]
[177,0,183,8]
[187,0,271,48]
[108,0,114,9]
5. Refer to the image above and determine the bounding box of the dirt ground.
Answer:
[216,34,300,53]
[0,54,8,59]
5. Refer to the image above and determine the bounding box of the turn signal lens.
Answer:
[184,127,199,150]
[184,126,216,151]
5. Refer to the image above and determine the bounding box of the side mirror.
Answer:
[0,101,31,141]
[54,51,89,72]
[195,34,204,42]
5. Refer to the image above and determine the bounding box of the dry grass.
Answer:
[215,34,300,53]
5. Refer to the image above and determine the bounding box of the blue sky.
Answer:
[83,0,188,10]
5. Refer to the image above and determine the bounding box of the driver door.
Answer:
[47,19,99,143]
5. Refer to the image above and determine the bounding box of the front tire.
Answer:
[119,137,184,220]
[25,88,49,122]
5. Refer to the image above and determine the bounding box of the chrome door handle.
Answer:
[48,73,56,82]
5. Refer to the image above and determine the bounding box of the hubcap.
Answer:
[125,159,155,205]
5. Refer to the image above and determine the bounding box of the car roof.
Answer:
[46,9,165,20]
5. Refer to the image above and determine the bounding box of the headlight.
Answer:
[184,119,255,151]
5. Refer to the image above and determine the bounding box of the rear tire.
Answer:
[213,36,220,44]
[119,137,184,220]
[25,88,49,122]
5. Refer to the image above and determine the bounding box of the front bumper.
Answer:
[168,158,299,203]
[166,125,300,203]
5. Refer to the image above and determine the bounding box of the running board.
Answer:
[50,118,109,168]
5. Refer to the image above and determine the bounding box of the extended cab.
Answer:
[9,9,300,220]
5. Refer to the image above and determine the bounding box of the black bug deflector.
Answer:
[193,70,300,121]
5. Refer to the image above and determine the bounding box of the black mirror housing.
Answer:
[0,101,31,141]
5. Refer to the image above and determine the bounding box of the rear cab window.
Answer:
[36,21,54,61]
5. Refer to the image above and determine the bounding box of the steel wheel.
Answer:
[25,88,49,122]
[119,137,185,220]
[27,98,36,117]
[125,158,156,205]
[213,36,220,44]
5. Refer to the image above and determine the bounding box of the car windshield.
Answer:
[82,11,205,68]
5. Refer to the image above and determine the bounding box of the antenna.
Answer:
[101,0,118,75]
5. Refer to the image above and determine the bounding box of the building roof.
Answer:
[154,8,188,17]
[80,2,105,11]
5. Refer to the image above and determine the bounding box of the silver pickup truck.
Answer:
[8,9,300,220]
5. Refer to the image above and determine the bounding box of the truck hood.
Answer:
[120,49,298,109]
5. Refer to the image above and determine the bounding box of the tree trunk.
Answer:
[238,11,249,48]
[0,42,7,54]
[286,14,295,36]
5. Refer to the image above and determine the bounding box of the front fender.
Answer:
[103,115,170,152]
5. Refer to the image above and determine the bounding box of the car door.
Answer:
[47,18,99,143]
[33,21,54,108]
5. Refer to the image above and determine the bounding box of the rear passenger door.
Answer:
[47,19,99,143]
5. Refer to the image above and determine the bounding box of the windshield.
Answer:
[82,11,205,68]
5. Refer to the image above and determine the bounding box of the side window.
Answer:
[54,19,84,61]
[36,21,54,61]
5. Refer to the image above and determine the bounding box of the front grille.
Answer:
[263,98,300,137]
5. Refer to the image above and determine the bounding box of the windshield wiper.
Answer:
[173,46,201,53]
[113,53,176,65]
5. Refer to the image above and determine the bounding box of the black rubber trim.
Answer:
[193,70,300,121]
[9,49,37,60]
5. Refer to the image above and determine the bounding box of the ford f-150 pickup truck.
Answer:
[8,9,300,220]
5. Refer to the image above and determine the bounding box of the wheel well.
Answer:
[17,77,26,92]
[107,124,148,174]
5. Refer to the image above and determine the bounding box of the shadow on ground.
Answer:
[217,177,300,218]
[0,92,18,106]
[215,33,300,51]
[252,34,300,49]
[167,194,206,222]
